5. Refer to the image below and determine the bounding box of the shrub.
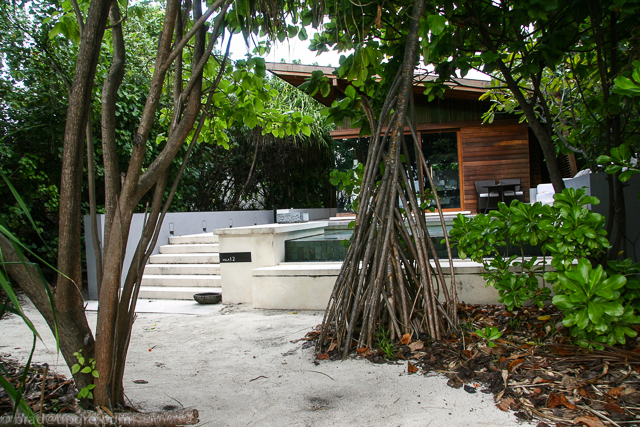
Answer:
[449,188,640,347]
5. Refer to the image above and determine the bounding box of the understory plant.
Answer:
[450,188,640,347]
[475,326,502,347]
[449,200,552,310]
[71,350,99,400]
[1,173,59,425]
[375,328,398,359]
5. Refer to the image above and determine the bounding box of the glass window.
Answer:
[422,132,460,209]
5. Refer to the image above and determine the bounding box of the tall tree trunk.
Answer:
[53,0,111,393]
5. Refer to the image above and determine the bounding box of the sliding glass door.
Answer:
[421,132,461,210]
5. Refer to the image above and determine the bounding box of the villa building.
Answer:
[266,62,576,214]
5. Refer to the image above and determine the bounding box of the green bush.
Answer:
[449,188,640,347]
[552,259,638,346]
[449,201,552,310]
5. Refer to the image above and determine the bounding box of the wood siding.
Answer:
[460,123,531,213]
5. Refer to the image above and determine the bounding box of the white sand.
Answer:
[1,301,533,427]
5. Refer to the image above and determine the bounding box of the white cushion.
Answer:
[536,192,555,205]
[537,183,554,194]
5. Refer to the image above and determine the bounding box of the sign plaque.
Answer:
[220,252,252,263]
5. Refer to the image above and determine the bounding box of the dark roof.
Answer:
[266,62,492,107]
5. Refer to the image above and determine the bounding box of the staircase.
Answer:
[139,233,221,300]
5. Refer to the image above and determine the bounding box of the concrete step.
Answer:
[159,243,219,254]
[169,233,219,245]
[149,253,220,264]
[141,274,221,287]
[137,286,222,300]
[144,264,221,275]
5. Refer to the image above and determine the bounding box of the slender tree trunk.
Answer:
[92,0,182,406]
[101,0,126,265]
[53,0,111,393]
[495,60,566,193]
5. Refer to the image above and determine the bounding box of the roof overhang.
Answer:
[266,62,492,106]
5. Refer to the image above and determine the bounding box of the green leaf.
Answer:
[344,85,356,99]
[80,366,92,374]
[576,308,589,330]
[587,301,604,324]
[0,375,39,426]
[613,76,640,95]
[599,300,624,317]
[619,170,635,182]
[72,364,80,374]
[595,274,626,299]
[48,22,63,39]
[427,15,447,35]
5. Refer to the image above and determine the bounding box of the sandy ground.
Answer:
[0,301,534,427]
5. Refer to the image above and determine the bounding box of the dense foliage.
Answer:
[0,1,332,268]
[450,191,640,347]
[174,76,334,211]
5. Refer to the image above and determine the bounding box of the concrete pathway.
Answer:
[1,301,534,427]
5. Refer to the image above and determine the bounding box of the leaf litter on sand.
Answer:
[308,303,640,427]
[0,355,77,415]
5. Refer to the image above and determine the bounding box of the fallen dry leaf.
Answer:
[328,341,337,352]
[407,362,418,374]
[572,416,606,427]
[622,387,637,396]
[578,388,595,399]
[356,347,369,356]
[508,358,524,372]
[533,376,554,384]
[496,397,516,412]
[551,346,575,356]
[317,353,329,360]
[399,333,411,345]
[607,386,624,400]
[560,394,576,410]
[604,402,624,413]
[547,391,561,409]
[408,340,424,351]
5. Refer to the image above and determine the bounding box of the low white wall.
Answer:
[250,260,510,310]
[215,222,328,304]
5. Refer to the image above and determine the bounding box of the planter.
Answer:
[193,292,222,304]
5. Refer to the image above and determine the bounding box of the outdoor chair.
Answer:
[474,180,499,212]
[499,178,525,204]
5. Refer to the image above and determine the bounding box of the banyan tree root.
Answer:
[316,0,458,358]
[0,408,199,427]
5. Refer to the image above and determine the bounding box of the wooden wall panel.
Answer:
[460,123,531,213]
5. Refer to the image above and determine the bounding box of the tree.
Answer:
[427,0,640,259]
[302,0,460,356]
[303,0,640,355]
[1,0,318,410]
[0,0,73,269]
[174,74,335,212]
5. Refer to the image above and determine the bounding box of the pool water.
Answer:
[284,224,456,262]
